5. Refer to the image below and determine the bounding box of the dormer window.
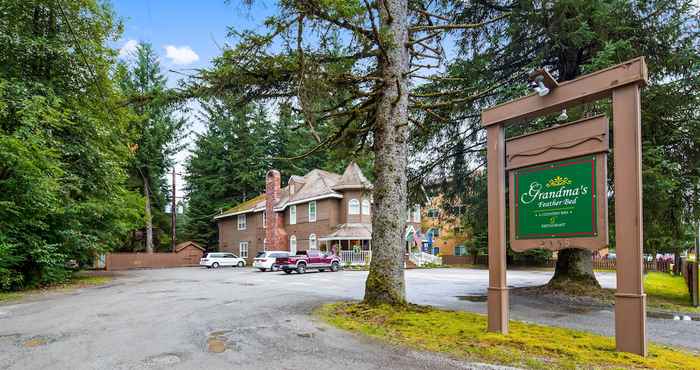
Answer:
[349,199,360,215]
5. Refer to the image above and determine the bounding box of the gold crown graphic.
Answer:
[546,176,572,188]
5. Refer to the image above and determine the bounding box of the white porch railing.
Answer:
[340,251,371,266]
[338,251,442,267]
[409,252,442,267]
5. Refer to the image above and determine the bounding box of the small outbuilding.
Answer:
[174,241,206,264]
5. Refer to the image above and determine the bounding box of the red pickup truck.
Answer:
[277,250,341,274]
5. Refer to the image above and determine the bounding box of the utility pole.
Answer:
[171,168,177,252]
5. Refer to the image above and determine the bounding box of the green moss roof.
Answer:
[223,193,265,215]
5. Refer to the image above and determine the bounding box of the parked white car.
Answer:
[253,251,290,272]
[200,253,246,268]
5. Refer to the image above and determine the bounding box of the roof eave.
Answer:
[273,193,343,211]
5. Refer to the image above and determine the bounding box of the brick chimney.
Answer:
[264,170,286,250]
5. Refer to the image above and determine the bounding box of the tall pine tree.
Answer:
[116,42,185,252]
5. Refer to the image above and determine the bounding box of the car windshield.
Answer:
[255,252,266,258]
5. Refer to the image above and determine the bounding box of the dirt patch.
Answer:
[511,284,613,310]
[23,338,48,348]
[207,330,238,353]
[207,338,226,353]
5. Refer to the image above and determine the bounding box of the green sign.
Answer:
[514,156,597,239]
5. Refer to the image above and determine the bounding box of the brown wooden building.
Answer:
[215,162,421,264]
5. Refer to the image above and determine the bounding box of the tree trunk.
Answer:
[548,248,600,288]
[546,56,601,289]
[363,0,410,306]
[144,177,154,254]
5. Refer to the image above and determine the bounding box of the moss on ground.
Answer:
[318,302,700,370]
[0,273,112,303]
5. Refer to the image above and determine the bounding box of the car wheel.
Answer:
[237,261,245,267]
[212,262,220,269]
[259,268,266,272]
[330,261,339,272]
[297,264,306,274]
[319,269,325,272]
[284,270,292,274]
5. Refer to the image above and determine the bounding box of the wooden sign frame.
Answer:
[506,115,609,252]
[480,57,648,356]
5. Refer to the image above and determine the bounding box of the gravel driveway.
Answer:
[0,267,696,370]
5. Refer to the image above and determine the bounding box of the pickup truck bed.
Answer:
[276,250,341,274]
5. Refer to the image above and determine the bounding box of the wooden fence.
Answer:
[591,259,672,272]
[105,251,203,271]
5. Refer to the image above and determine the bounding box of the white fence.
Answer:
[339,250,443,267]
[340,250,371,266]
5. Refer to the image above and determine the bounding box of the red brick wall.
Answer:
[265,170,286,251]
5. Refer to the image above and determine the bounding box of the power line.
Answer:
[55,0,108,103]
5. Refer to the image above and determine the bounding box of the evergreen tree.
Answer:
[183,100,271,248]
[116,42,185,252]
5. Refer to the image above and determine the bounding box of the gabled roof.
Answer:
[175,241,206,252]
[332,162,373,190]
[215,163,372,219]
[275,169,343,210]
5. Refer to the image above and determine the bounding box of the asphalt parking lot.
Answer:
[0,267,697,370]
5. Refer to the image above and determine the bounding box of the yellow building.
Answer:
[420,194,469,257]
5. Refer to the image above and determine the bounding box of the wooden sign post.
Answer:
[480,57,648,356]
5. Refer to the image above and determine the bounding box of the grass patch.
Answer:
[0,273,112,303]
[644,272,698,313]
[318,302,700,370]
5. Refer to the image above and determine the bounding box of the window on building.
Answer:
[239,241,249,258]
[308,201,317,222]
[413,205,421,223]
[290,235,297,255]
[262,212,266,228]
[361,198,370,215]
[427,208,439,218]
[349,199,360,215]
[428,227,440,238]
[454,245,467,256]
[290,205,297,224]
[237,214,247,230]
[309,234,317,250]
